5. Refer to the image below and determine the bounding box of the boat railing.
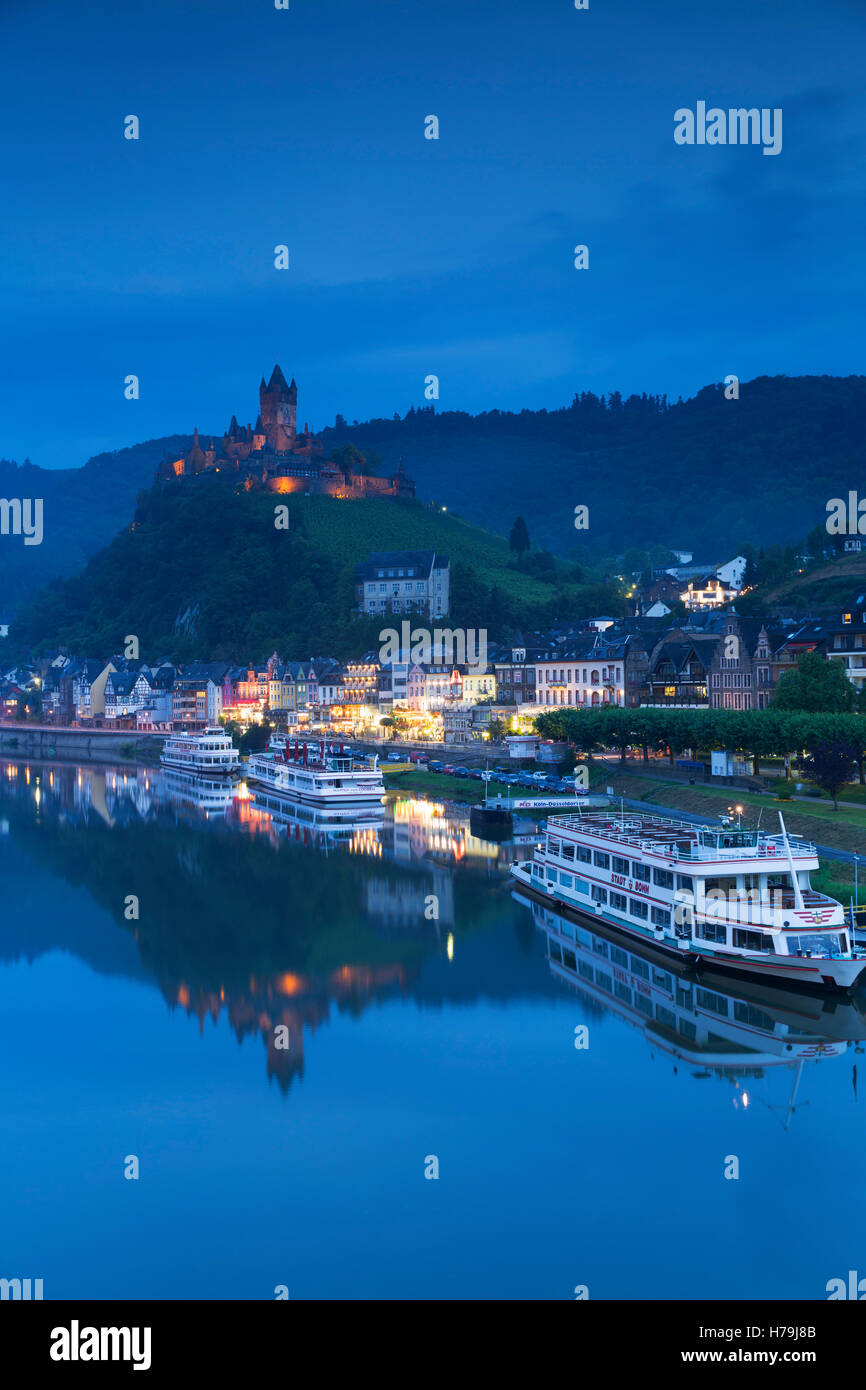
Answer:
[547,817,817,861]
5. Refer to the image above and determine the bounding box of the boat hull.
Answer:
[509,862,866,992]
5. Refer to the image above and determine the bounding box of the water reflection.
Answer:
[513,885,866,1126]
[0,757,522,1092]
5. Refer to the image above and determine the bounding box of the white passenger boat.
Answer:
[510,809,866,990]
[160,727,240,775]
[245,739,385,805]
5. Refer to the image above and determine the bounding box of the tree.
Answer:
[487,717,508,743]
[509,516,531,562]
[800,740,858,810]
[773,651,856,713]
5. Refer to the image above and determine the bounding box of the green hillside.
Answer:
[9,478,622,661]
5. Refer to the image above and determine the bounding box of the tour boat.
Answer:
[510,809,866,990]
[513,887,860,1101]
[160,727,240,775]
[245,738,385,805]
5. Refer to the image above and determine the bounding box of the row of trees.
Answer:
[534,705,866,797]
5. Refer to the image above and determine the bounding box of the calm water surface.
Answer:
[2,757,865,1300]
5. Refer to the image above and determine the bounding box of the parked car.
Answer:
[531,771,549,784]
[386,751,404,761]
[415,753,429,764]
[469,768,484,780]
[453,766,470,778]
[427,760,444,772]
[442,764,457,775]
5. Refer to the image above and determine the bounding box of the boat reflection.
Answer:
[513,886,866,1120]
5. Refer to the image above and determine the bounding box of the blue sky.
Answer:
[0,0,864,469]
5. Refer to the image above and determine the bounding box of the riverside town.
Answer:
[2,0,865,1352]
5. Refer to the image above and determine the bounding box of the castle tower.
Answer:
[259,364,297,453]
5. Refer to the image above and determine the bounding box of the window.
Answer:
[700,920,727,944]
[733,928,772,950]
[677,874,694,891]
[652,907,671,928]
[561,842,575,861]
[631,862,651,882]
[612,855,629,876]
[593,851,610,869]
[593,938,609,958]
[576,845,591,864]
[635,993,653,1018]
[629,955,649,979]
[630,898,649,920]
[547,837,561,856]
[559,873,573,889]
[610,945,628,966]
[653,867,674,890]
[591,885,608,904]
[610,891,627,912]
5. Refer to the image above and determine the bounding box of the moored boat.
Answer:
[245,738,385,805]
[510,808,866,990]
[160,726,240,775]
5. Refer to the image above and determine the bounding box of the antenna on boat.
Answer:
[778,811,806,912]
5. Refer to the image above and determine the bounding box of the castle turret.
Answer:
[259,363,297,453]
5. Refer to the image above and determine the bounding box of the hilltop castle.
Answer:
[156,365,415,499]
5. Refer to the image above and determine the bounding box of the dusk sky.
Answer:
[1,0,864,469]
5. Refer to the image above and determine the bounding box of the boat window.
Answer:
[549,939,562,962]
[630,898,649,920]
[610,945,628,966]
[560,873,573,889]
[593,851,610,869]
[562,949,576,971]
[574,879,591,896]
[610,891,628,913]
[561,843,575,861]
[786,932,844,958]
[614,981,632,1004]
[629,955,649,979]
[593,938,609,958]
[652,968,672,989]
[733,928,772,953]
[653,867,674,890]
[547,837,561,856]
[576,845,592,864]
[635,993,653,1018]
[651,907,670,928]
[591,885,608,904]
[677,874,694,891]
[578,960,594,982]
[631,862,651,882]
[699,921,727,944]
[656,1004,676,1029]
[595,969,613,992]
[612,855,629,876]
[704,876,738,895]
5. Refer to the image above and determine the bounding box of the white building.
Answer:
[355,550,450,619]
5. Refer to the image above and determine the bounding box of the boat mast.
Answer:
[777,811,806,912]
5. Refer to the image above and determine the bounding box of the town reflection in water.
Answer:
[4,756,864,1119]
[0,757,528,1093]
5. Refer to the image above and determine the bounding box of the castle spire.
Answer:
[268,364,290,393]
